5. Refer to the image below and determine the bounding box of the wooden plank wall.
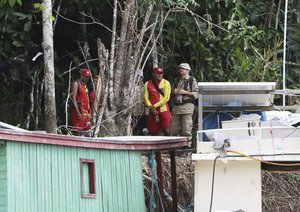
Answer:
[0,143,7,212]
[5,141,145,212]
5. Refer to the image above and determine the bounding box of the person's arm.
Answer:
[144,81,158,116]
[173,78,189,96]
[171,78,178,95]
[144,82,152,107]
[71,81,82,120]
[175,88,194,97]
[174,78,198,99]
[190,78,198,99]
[154,79,171,108]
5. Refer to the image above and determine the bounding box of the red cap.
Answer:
[79,68,91,77]
[153,67,163,74]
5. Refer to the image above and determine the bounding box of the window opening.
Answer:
[80,158,96,198]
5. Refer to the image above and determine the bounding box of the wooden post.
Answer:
[155,151,164,211]
[170,151,178,212]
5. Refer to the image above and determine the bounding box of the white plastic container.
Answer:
[222,118,261,137]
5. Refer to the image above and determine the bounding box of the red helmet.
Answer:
[153,67,163,74]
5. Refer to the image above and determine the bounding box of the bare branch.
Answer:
[65,61,73,127]
[171,7,229,32]
[77,41,95,91]
[58,58,99,77]
[53,10,113,33]
[141,9,172,70]
[53,0,62,30]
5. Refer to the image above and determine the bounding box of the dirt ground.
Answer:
[142,152,300,212]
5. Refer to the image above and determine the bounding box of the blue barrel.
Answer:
[202,112,234,141]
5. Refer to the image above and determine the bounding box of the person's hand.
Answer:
[173,88,179,94]
[173,88,188,95]
[149,105,156,114]
[149,106,160,122]
[149,105,159,116]
[175,88,187,95]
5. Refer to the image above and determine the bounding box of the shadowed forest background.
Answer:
[1,0,300,132]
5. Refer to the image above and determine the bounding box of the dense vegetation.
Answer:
[0,0,300,130]
[0,0,300,129]
[1,1,300,211]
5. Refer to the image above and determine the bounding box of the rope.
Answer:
[228,150,300,167]
[148,151,165,212]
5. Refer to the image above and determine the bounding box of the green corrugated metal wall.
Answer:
[2,141,145,212]
[0,142,7,212]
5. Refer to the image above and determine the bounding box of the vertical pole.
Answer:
[170,151,178,212]
[156,151,164,211]
[198,85,203,147]
[198,86,202,132]
[282,0,289,109]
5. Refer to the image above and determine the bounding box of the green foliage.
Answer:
[0,0,21,7]
[224,8,264,53]
[287,20,300,89]
[8,0,15,7]
[170,0,199,8]
[0,5,34,59]
[214,8,282,83]
[13,12,32,32]
[158,0,291,87]
[33,3,55,22]
[151,0,198,8]
[239,1,268,24]
[33,3,46,11]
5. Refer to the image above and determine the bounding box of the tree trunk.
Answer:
[42,0,57,133]
[113,0,135,106]
[92,1,169,136]
[93,38,109,137]
[107,0,118,110]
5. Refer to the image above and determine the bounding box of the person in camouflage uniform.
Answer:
[170,63,198,145]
